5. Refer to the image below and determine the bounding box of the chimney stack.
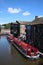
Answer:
[35,16,38,20]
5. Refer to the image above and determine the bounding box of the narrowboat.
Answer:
[7,34,40,59]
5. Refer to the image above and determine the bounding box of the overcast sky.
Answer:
[0,0,43,24]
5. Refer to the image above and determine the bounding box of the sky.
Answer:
[0,0,43,24]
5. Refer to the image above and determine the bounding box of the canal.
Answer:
[0,36,43,65]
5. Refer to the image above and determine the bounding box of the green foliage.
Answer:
[2,23,10,29]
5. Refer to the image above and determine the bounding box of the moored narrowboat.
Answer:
[7,34,40,59]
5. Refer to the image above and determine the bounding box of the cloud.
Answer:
[8,7,21,13]
[23,11,31,16]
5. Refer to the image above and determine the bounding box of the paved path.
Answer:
[1,29,10,34]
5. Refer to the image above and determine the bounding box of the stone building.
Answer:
[16,21,31,39]
[25,16,43,52]
[10,16,43,52]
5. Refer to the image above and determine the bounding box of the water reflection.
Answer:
[10,42,43,65]
[0,36,43,65]
[0,35,1,39]
[38,58,43,65]
[10,44,15,55]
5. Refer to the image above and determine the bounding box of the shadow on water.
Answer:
[0,36,43,65]
[38,59,43,65]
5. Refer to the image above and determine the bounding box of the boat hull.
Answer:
[7,34,40,59]
[12,42,40,59]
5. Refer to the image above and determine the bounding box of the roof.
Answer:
[11,16,43,25]
[16,20,31,25]
[32,17,43,25]
[16,17,43,25]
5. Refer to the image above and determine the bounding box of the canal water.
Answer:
[0,36,43,65]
